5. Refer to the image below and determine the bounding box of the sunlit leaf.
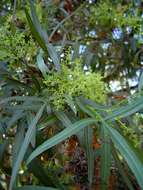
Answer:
[36,49,49,77]
[105,96,143,120]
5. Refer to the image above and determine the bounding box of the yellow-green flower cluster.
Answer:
[0,24,37,65]
[44,59,106,110]
[119,120,140,148]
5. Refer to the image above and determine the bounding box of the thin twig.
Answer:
[49,3,85,41]
[12,0,17,22]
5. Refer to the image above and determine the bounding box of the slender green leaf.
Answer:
[26,118,95,164]
[84,127,94,186]
[12,124,25,167]
[112,146,134,190]
[5,104,41,111]
[65,95,77,114]
[138,72,143,92]
[26,2,61,71]
[27,113,36,148]
[55,111,72,127]
[78,96,143,121]
[36,50,49,77]
[100,126,111,190]
[6,78,32,91]
[25,8,48,53]
[29,0,48,43]
[107,126,143,189]
[0,96,44,105]
[14,186,57,190]
[9,104,46,190]
[37,115,57,131]
[91,110,143,189]
[105,96,143,120]
[79,97,110,111]
[76,98,96,118]
[46,43,61,71]
[6,111,25,130]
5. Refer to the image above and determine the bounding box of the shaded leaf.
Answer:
[12,124,25,167]
[107,126,143,189]
[14,186,57,190]
[100,126,111,190]
[9,104,46,190]
[26,1,61,71]
[0,96,44,105]
[112,145,134,190]
[25,8,48,53]
[84,126,94,185]
[26,118,95,164]
[138,71,143,92]
[55,111,72,127]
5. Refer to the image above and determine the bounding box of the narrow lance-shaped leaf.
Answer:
[138,71,143,92]
[45,43,61,71]
[27,1,61,71]
[0,96,44,105]
[105,96,143,120]
[5,104,41,111]
[27,113,36,148]
[0,140,9,164]
[78,97,110,111]
[76,98,96,118]
[36,49,49,77]
[26,118,95,164]
[91,110,143,189]
[14,186,58,190]
[25,8,48,53]
[112,145,134,190]
[29,0,48,43]
[12,124,25,167]
[37,115,57,131]
[6,110,25,131]
[84,126,94,186]
[100,126,111,190]
[9,104,46,190]
[77,95,143,121]
[65,95,77,114]
[107,126,143,189]
[55,111,72,128]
